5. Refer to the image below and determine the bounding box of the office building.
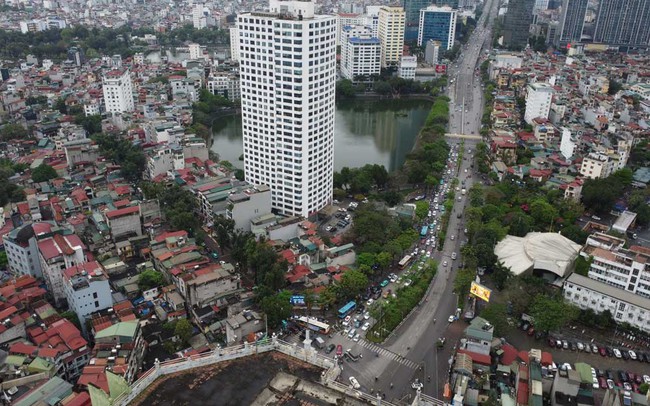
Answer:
[579,152,615,179]
[403,0,458,40]
[557,0,588,47]
[502,0,534,50]
[378,6,405,68]
[336,13,364,45]
[102,69,134,114]
[533,0,549,13]
[398,56,417,79]
[593,0,650,47]
[341,26,381,82]
[237,0,336,217]
[417,6,457,49]
[524,82,554,124]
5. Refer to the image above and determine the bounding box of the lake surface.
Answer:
[210,98,432,172]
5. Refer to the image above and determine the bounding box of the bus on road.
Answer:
[338,301,357,319]
[420,226,429,238]
[398,254,413,269]
[295,316,331,334]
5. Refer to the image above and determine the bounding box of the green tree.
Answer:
[261,290,292,328]
[61,310,81,329]
[415,201,430,220]
[174,319,193,345]
[339,269,369,300]
[336,79,357,98]
[491,261,513,291]
[640,383,649,395]
[530,199,558,230]
[574,255,592,276]
[0,123,29,141]
[138,269,165,291]
[480,303,510,335]
[529,294,579,333]
[31,163,58,183]
[454,268,476,298]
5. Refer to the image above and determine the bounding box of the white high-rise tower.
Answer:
[237,0,337,217]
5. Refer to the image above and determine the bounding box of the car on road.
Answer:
[347,329,356,339]
[366,299,374,306]
[448,315,455,323]
[336,345,343,357]
[363,312,370,320]
[326,226,332,231]
[380,279,389,287]
[451,252,457,260]
[325,344,336,354]
[353,334,360,342]
[404,279,412,287]
[349,376,361,389]
[443,261,448,267]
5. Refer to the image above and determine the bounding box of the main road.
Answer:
[334,0,500,401]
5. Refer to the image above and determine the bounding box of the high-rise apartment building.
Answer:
[378,6,405,68]
[340,26,381,82]
[102,69,134,114]
[229,26,240,62]
[524,82,554,124]
[417,6,457,49]
[593,0,650,47]
[557,0,588,47]
[237,0,336,217]
[502,0,534,50]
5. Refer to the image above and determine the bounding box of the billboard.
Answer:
[470,281,491,302]
[290,295,305,306]
[435,64,447,74]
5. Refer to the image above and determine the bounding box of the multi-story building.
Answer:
[593,0,650,47]
[229,26,240,62]
[579,152,615,179]
[581,233,650,299]
[502,0,534,50]
[378,6,405,68]
[336,13,364,45]
[62,262,113,334]
[91,320,146,383]
[38,234,86,306]
[341,30,382,83]
[207,72,241,101]
[104,206,142,243]
[524,82,554,124]
[417,6,457,50]
[237,0,337,217]
[403,0,457,40]
[564,273,650,333]
[557,0,588,47]
[3,222,60,278]
[102,69,134,114]
[398,56,417,79]
[425,39,441,65]
[226,184,273,232]
[178,266,242,309]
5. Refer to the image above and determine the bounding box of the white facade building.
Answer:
[237,0,337,217]
[229,26,240,62]
[579,152,615,179]
[425,39,441,65]
[564,273,650,333]
[188,43,202,60]
[336,13,364,45]
[398,56,417,79]
[102,69,134,114]
[559,127,576,159]
[38,234,86,307]
[207,72,241,101]
[524,82,554,124]
[378,6,405,68]
[581,233,650,300]
[2,222,58,278]
[340,26,381,82]
[63,261,113,334]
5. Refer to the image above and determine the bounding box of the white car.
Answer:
[448,315,455,323]
[349,376,361,389]
[363,312,370,320]
[629,350,637,360]
[443,261,448,267]
[362,322,370,331]
[353,334,361,342]
[613,348,622,358]
[450,235,455,240]
[366,299,374,306]
[451,252,457,260]
[643,375,650,384]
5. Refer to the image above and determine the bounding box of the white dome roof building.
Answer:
[494,232,582,282]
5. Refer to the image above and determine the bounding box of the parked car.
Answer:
[562,340,569,350]
[325,344,336,354]
[598,377,607,389]
[607,379,614,389]
[577,342,584,351]
[629,350,637,360]
[349,376,361,389]
[548,338,556,347]
[599,347,607,357]
[613,348,622,358]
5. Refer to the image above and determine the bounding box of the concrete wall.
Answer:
[230,191,272,232]
[108,213,142,242]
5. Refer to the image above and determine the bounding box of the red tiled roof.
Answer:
[105,205,139,219]
[457,349,491,365]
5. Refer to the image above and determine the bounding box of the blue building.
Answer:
[417,6,457,49]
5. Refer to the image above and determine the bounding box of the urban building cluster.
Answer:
[485,49,649,197]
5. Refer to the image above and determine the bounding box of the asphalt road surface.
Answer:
[330,0,501,401]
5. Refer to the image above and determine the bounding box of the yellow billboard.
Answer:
[470,281,491,302]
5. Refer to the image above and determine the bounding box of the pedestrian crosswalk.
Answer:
[280,333,420,370]
[355,339,420,370]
